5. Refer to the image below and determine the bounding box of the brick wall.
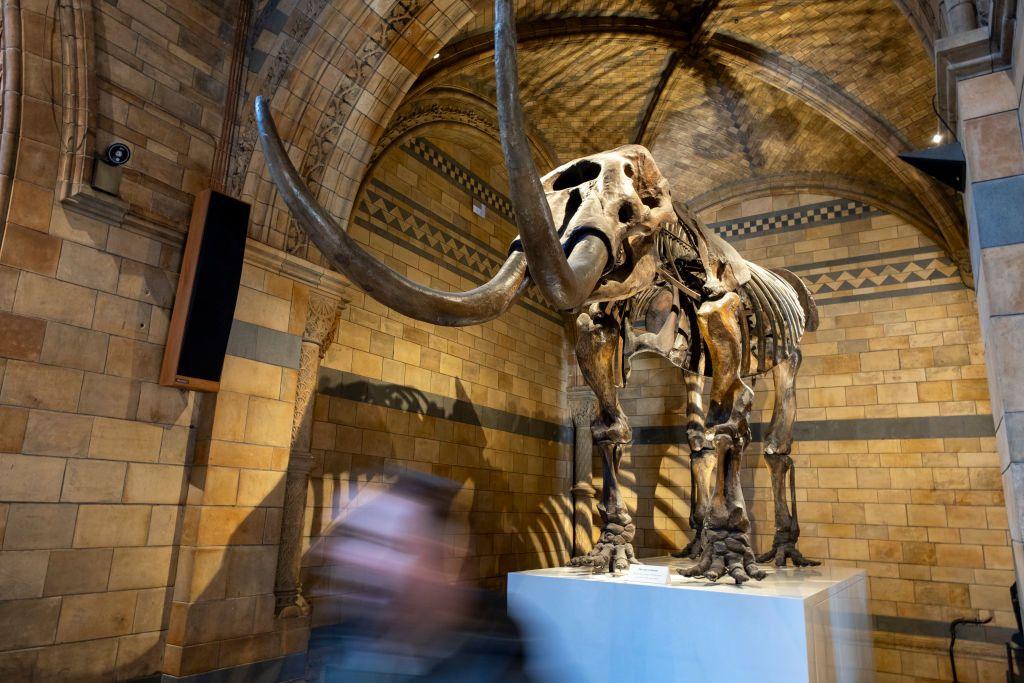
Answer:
[302,124,573,621]
[0,1,234,679]
[610,192,1009,681]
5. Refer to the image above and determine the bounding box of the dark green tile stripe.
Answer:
[318,368,572,443]
[874,615,1015,645]
[633,414,994,445]
[159,652,306,683]
[786,246,940,273]
[815,282,965,306]
[319,369,994,445]
[226,320,301,369]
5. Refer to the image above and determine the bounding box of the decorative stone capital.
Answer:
[568,387,597,426]
[304,294,342,352]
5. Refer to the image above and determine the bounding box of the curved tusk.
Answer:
[255,96,529,327]
[494,0,608,311]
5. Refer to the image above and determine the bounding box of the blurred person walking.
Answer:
[306,469,537,682]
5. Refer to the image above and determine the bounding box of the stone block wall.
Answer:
[303,124,573,620]
[606,192,1009,681]
[162,257,317,678]
[0,208,193,683]
[957,1,1024,653]
[0,0,236,678]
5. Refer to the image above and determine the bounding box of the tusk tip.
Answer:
[255,95,269,123]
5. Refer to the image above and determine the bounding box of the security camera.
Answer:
[92,142,131,196]
[102,142,132,167]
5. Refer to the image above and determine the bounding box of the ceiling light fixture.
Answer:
[932,132,943,145]
[433,53,440,60]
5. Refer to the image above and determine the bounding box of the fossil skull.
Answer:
[538,146,677,304]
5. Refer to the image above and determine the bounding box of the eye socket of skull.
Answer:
[641,195,661,209]
[552,160,602,190]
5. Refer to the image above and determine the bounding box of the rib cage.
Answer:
[622,223,817,380]
[739,262,807,375]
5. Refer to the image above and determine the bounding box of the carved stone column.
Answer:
[941,0,979,33]
[275,294,342,617]
[568,388,597,557]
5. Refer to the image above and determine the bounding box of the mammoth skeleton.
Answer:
[255,0,820,583]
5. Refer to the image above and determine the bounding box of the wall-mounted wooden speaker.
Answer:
[160,189,250,392]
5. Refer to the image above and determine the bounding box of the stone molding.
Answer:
[243,239,351,304]
[936,0,1018,128]
[0,0,21,239]
[368,87,558,173]
[55,0,97,204]
[53,0,189,243]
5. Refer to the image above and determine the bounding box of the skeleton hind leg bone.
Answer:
[681,293,765,583]
[674,364,716,560]
[757,349,820,567]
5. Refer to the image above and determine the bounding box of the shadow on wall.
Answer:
[114,373,572,679]
[118,390,307,681]
[304,377,572,621]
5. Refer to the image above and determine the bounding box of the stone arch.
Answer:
[366,86,557,174]
[235,0,479,261]
[0,0,20,237]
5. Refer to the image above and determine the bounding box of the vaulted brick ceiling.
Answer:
[405,0,964,259]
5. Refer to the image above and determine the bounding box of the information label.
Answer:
[624,563,672,585]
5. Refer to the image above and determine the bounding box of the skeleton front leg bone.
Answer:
[757,349,820,567]
[682,293,765,583]
[569,305,639,573]
[674,365,716,560]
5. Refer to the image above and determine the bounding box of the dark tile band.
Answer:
[158,652,306,683]
[227,320,302,370]
[709,199,882,239]
[873,614,1014,645]
[319,369,994,444]
[318,368,573,443]
[815,282,965,306]
[633,414,995,445]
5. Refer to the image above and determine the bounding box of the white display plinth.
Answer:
[508,557,871,683]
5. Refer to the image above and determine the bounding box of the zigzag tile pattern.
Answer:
[402,138,517,224]
[787,245,962,303]
[355,180,558,323]
[802,255,959,293]
[362,182,502,276]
